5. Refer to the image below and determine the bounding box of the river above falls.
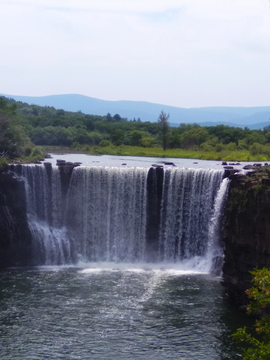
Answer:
[0,265,249,360]
[46,153,264,169]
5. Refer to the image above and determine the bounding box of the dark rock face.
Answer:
[0,170,32,268]
[146,166,164,261]
[222,166,270,304]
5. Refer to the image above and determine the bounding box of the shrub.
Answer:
[30,147,44,161]
[99,140,112,147]
[233,268,270,359]
[24,147,32,157]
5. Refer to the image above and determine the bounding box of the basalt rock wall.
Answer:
[0,167,32,268]
[222,165,270,304]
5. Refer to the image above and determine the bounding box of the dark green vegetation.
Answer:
[0,97,45,166]
[1,95,270,161]
[233,268,270,359]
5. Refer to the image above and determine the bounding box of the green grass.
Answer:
[41,145,270,162]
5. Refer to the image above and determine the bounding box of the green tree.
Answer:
[158,111,170,151]
[233,268,270,359]
[250,142,263,156]
[0,112,30,158]
[180,126,209,149]
[110,129,125,146]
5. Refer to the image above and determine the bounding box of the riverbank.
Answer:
[41,145,270,162]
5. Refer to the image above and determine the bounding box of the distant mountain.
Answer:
[2,93,270,129]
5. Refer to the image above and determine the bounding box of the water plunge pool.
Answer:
[0,265,248,359]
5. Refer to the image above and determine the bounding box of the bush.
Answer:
[99,140,112,147]
[233,268,270,359]
[250,143,263,156]
[0,157,9,171]
[200,142,214,152]
[226,142,237,151]
[24,147,32,157]
[215,143,224,152]
[29,147,44,161]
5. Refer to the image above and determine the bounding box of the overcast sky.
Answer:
[1,0,270,107]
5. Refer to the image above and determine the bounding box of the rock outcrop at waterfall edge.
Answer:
[0,168,32,268]
[222,165,270,305]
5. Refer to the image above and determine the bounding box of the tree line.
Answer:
[1,95,270,161]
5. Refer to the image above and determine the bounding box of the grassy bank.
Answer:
[42,145,270,162]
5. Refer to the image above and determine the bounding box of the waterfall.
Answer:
[208,177,230,275]
[65,166,148,262]
[12,164,227,269]
[19,165,72,265]
[158,168,224,266]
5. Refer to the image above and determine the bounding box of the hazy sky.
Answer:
[1,0,270,107]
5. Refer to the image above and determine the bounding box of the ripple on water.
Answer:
[0,267,249,360]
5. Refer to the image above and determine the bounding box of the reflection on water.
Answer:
[0,266,249,359]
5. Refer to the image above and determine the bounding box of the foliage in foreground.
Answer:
[233,268,270,359]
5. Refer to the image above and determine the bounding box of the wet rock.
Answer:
[43,162,52,167]
[243,165,254,170]
[223,165,270,304]
[163,162,176,166]
[224,169,240,178]
[229,173,247,182]
[245,171,256,177]
[262,178,270,186]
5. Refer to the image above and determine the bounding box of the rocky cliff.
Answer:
[222,165,270,304]
[0,166,32,268]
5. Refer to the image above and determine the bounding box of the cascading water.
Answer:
[13,164,227,270]
[158,168,225,270]
[208,177,230,274]
[19,165,72,265]
[65,166,148,262]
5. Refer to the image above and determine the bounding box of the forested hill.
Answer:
[2,95,270,163]
[2,93,270,129]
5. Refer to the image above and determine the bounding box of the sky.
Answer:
[1,0,270,108]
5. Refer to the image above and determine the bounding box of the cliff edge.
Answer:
[222,165,270,304]
[0,167,32,268]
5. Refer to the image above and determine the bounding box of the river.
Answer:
[0,154,252,359]
[0,265,250,359]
